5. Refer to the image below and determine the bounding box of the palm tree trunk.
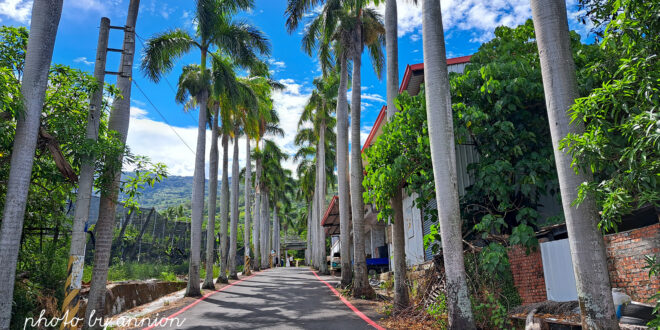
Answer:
[202,107,219,289]
[336,55,352,286]
[349,22,374,298]
[421,0,475,327]
[0,1,63,327]
[260,190,270,268]
[317,119,329,274]
[305,201,312,265]
[228,132,240,279]
[185,87,209,296]
[385,0,410,311]
[85,1,141,325]
[218,133,230,283]
[391,188,409,310]
[253,150,262,269]
[244,138,252,259]
[312,171,319,269]
[266,194,271,266]
[272,206,279,266]
[530,1,618,327]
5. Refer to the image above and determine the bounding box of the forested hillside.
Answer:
[121,174,233,210]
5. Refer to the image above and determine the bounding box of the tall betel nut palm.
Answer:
[141,0,269,296]
[0,1,63,328]
[421,0,476,327]
[530,0,618,328]
[285,0,384,298]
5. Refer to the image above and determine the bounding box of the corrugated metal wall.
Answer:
[448,62,468,74]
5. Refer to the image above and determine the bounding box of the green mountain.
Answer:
[124,174,232,211]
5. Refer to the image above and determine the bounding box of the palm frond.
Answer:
[141,29,196,82]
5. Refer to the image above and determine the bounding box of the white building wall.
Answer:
[403,190,426,266]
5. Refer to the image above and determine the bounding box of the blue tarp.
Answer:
[366,258,388,266]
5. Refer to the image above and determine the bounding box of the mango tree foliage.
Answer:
[450,21,606,273]
[363,89,433,222]
[0,26,166,327]
[561,0,659,230]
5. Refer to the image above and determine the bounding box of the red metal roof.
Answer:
[321,195,338,226]
[363,55,472,154]
[360,105,388,153]
[398,55,472,94]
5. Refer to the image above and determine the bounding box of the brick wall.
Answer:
[508,223,660,305]
[507,245,547,304]
[604,222,660,303]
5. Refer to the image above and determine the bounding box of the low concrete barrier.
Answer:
[78,280,186,317]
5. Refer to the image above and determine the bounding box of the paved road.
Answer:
[153,267,380,330]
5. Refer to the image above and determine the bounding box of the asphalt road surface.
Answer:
[151,267,381,330]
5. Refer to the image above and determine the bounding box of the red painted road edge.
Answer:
[142,270,265,330]
[311,270,386,330]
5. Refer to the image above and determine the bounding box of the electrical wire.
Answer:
[132,79,196,155]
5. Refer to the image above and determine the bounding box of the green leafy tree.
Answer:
[562,0,659,230]
[450,20,604,272]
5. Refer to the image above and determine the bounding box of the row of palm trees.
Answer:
[289,0,619,329]
[0,0,621,329]
[140,0,300,300]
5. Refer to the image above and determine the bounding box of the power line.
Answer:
[132,79,196,155]
[135,32,199,126]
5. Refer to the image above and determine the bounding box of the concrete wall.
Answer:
[79,280,186,318]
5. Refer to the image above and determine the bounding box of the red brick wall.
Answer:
[507,245,547,304]
[508,223,660,305]
[604,222,660,303]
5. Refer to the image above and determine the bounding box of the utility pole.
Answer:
[60,16,110,330]
[84,0,140,327]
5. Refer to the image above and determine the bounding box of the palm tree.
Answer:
[286,0,383,295]
[385,0,410,312]
[140,0,269,296]
[421,0,475,327]
[203,97,219,289]
[294,120,337,270]
[260,140,290,267]
[230,75,272,276]
[296,154,316,265]
[228,127,241,279]
[174,64,218,289]
[85,1,140,326]
[0,1,63,327]
[530,1,618,328]
[300,74,339,274]
[218,121,231,283]
[253,101,284,269]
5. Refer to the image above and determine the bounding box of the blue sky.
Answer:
[0,0,593,176]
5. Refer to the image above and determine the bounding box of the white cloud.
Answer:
[1,0,123,23]
[373,0,591,43]
[361,93,386,104]
[142,0,176,20]
[126,106,250,178]
[270,78,312,175]
[73,57,94,66]
[267,58,286,72]
[0,0,31,23]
